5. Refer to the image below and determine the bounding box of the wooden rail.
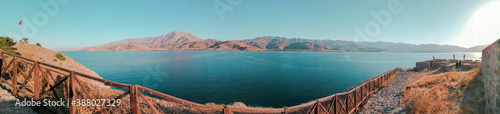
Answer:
[0,51,405,114]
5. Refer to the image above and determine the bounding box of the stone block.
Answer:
[482,39,500,114]
[415,61,430,71]
[440,63,455,72]
[434,59,447,62]
[432,62,445,70]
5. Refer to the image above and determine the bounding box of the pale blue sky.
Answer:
[0,0,493,49]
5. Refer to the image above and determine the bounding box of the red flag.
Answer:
[19,19,22,25]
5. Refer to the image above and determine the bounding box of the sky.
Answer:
[0,0,497,49]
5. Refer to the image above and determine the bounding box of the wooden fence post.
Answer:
[0,51,3,85]
[353,91,356,111]
[363,85,366,99]
[382,75,385,84]
[13,56,17,95]
[69,71,76,114]
[34,61,40,100]
[315,101,319,114]
[354,90,357,111]
[373,79,376,91]
[345,94,349,113]
[130,85,139,114]
[223,105,232,114]
[333,96,337,114]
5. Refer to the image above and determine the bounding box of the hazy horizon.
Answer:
[1,0,499,49]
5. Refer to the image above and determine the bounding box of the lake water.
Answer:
[61,51,481,107]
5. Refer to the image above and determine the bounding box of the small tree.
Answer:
[22,38,28,43]
[1,46,15,54]
[0,37,15,54]
[0,37,15,47]
[36,43,41,46]
[55,53,66,61]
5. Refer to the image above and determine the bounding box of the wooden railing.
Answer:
[0,51,404,114]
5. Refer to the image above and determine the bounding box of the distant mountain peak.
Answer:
[168,30,192,35]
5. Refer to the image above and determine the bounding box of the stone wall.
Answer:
[440,63,455,72]
[482,39,500,114]
[431,62,446,69]
[434,59,447,62]
[415,61,430,71]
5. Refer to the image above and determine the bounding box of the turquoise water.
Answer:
[61,51,481,107]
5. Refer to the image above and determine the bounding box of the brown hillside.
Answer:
[84,43,153,51]
[12,42,101,79]
[163,40,219,50]
[210,41,265,51]
[107,30,204,47]
[241,36,289,49]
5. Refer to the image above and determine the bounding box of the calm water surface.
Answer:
[61,51,481,107]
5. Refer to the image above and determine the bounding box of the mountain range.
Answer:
[79,31,487,52]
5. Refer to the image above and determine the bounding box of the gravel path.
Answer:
[358,72,410,114]
[0,88,37,114]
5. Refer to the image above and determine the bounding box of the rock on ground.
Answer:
[0,88,37,114]
[358,72,410,114]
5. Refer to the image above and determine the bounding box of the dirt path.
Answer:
[0,88,37,114]
[358,72,410,114]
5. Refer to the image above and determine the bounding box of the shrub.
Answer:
[0,37,15,47]
[55,53,65,61]
[22,38,29,43]
[1,46,16,54]
[36,43,41,46]
[0,37,16,54]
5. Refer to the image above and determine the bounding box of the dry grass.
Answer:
[402,63,483,114]
[461,67,486,114]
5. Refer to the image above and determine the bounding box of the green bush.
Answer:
[0,37,15,47]
[1,46,16,54]
[36,43,41,46]
[0,37,15,54]
[55,53,65,61]
[22,38,29,43]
